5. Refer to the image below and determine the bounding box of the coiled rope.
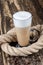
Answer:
[0,25,43,56]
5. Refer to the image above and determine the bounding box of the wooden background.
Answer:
[0,0,43,65]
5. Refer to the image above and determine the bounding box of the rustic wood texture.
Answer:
[0,0,43,65]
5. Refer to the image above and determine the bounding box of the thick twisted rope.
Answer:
[0,25,43,56]
[0,28,17,44]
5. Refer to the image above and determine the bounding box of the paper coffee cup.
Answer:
[13,11,32,46]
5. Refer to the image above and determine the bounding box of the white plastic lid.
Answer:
[13,11,32,28]
[13,11,32,20]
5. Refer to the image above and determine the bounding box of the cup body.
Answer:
[13,11,32,46]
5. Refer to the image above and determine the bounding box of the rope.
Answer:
[0,25,43,56]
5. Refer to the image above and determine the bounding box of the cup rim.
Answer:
[13,11,32,21]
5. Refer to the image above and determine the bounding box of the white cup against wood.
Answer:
[13,11,32,46]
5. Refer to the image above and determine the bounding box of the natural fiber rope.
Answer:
[0,25,43,56]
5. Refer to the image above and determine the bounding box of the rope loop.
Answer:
[0,25,43,56]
